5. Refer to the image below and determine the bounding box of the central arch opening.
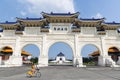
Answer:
[48,42,73,66]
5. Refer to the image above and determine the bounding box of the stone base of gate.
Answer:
[98,55,111,67]
[5,56,22,67]
[73,57,85,67]
[98,55,120,67]
[98,56,106,66]
[117,57,120,65]
[38,57,48,67]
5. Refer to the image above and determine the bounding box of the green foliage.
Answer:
[83,57,94,63]
[30,57,38,64]
[83,57,97,66]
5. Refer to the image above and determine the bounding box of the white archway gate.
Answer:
[0,12,120,67]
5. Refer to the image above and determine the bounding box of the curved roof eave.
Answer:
[41,12,80,18]
[102,22,120,26]
[16,17,45,22]
[75,18,104,23]
[0,21,19,27]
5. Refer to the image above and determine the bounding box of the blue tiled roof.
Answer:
[57,52,65,56]
[18,17,43,20]
[104,22,120,25]
[0,21,18,24]
[80,18,104,21]
[49,13,74,16]
[42,12,79,16]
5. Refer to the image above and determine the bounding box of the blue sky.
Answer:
[0,0,120,59]
[1,0,120,22]
[74,0,120,22]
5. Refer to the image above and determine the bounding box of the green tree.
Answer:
[30,57,38,64]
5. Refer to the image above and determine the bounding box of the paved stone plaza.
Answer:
[0,66,120,80]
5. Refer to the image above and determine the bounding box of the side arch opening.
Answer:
[108,47,120,63]
[21,44,40,65]
[81,44,100,66]
[0,46,13,65]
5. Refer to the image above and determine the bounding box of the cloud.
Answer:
[20,11,27,16]
[92,13,103,18]
[18,0,75,16]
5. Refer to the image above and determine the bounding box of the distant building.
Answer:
[50,52,71,64]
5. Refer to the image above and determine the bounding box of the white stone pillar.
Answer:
[12,37,21,56]
[38,55,48,67]
[38,34,48,67]
[98,55,106,66]
[74,34,84,67]
[75,34,79,57]
[8,37,22,67]
[75,57,85,67]
[98,37,108,66]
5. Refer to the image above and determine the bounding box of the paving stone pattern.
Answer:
[0,66,120,80]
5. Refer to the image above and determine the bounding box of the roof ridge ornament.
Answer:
[41,12,80,18]
[68,12,71,14]
[6,21,8,23]
[51,12,53,14]
[113,21,115,23]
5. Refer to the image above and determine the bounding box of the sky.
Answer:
[1,0,120,22]
[0,0,120,59]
